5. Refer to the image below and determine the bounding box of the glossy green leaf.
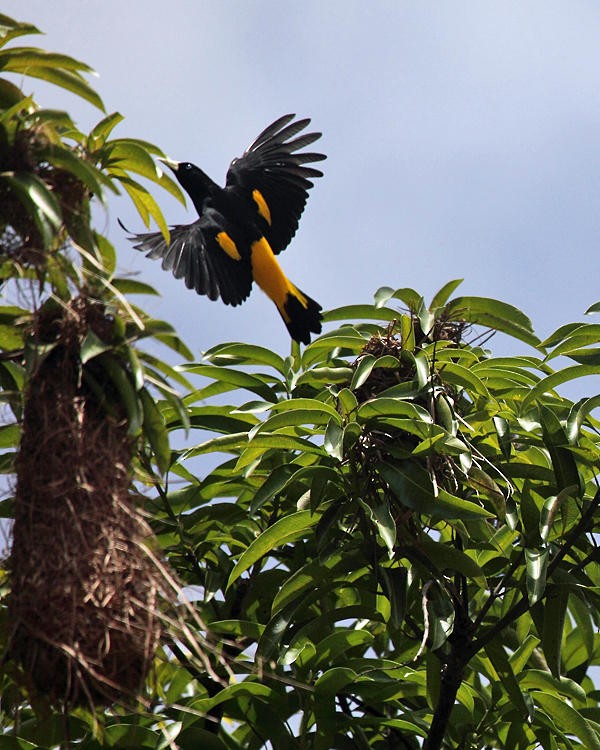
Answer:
[520,670,585,702]
[381,461,493,520]
[533,692,600,750]
[97,353,142,435]
[369,499,396,553]
[429,278,463,309]
[0,15,40,46]
[111,278,160,296]
[1,171,62,247]
[324,417,344,461]
[540,405,582,495]
[181,363,277,401]
[87,111,124,148]
[523,364,600,410]
[117,175,169,238]
[566,394,600,443]
[419,535,486,587]
[446,295,539,347]
[525,548,548,605]
[324,303,400,322]
[3,59,104,110]
[357,397,432,423]
[42,144,107,199]
[484,638,530,718]
[79,330,111,363]
[541,584,569,678]
[437,361,489,398]
[140,387,170,474]
[226,510,320,589]
[203,342,286,372]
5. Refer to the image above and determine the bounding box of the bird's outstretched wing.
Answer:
[122,210,253,306]
[225,114,326,255]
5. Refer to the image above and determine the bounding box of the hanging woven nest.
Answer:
[8,295,168,707]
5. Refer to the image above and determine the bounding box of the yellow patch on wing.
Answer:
[216,231,241,260]
[252,189,272,226]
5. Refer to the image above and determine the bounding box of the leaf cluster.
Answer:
[118,284,600,750]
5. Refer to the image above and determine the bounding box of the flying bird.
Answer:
[123,114,326,344]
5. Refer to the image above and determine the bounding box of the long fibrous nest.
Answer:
[8,296,171,708]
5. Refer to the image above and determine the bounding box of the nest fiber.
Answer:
[9,298,163,707]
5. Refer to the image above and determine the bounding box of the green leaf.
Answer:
[203,342,285,372]
[140,387,170,474]
[338,387,358,419]
[418,536,487,587]
[1,55,104,110]
[97,353,142,435]
[87,111,124,148]
[249,464,297,513]
[0,423,19,448]
[484,638,530,719]
[387,286,425,311]
[181,363,278,402]
[1,171,62,247]
[381,461,493,520]
[446,295,539,347]
[357,397,432,423]
[539,405,582,495]
[566,395,600,443]
[324,304,400,323]
[525,547,548,606]
[80,330,111,363]
[380,566,408,628]
[541,585,569,678]
[350,353,376,389]
[533,692,600,750]
[226,510,320,589]
[523,364,600,411]
[269,397,340,421]
[42,144,106,199]
[509,633,541,673]
[313,630,374,668]
[493,415,512,460]
[324,417,344,461]
[110,278,160,296]
[369,499,396,553]
[116,175,169,238]
[429,279,463,309]
[105,140,161,180]
[519,670,586,702]
[0,16,40,47]
[437,361,489,398]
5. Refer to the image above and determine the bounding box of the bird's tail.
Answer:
[278,286,322,345]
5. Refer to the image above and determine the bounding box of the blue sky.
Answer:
[4,1,600,357]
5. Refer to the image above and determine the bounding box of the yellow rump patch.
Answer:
[216,231,241,260]
[250,236,307,322]
[252,189,272,226]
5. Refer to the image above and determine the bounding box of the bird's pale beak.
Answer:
[158,157,179,173]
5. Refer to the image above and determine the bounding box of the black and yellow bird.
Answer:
[123,114,326,344]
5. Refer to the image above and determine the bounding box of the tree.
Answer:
[2,13,600,750]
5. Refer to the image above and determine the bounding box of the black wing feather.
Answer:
[123,212,253,306]
[225,114,326,254]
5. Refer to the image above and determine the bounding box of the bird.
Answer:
[123,114,326,344]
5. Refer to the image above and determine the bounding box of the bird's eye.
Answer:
[183,163,193,171]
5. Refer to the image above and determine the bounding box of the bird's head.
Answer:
[159,158,214,210]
